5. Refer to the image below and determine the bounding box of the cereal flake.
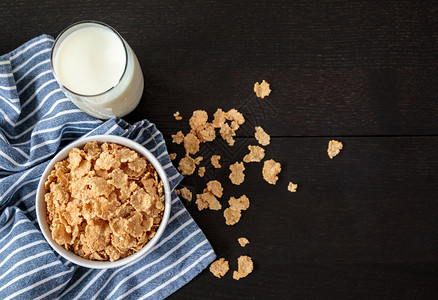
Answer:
[176,187,192,201]
[229,162,245,185]
[211,155,221,168]
[210,258,229,278]
[171,131,185,145]
[173,111,182,120]
[178,156,196,176]
[327,140,343,159]
[254,126,270,146]
[233,255,254,280]
[288,181,298,192]
[254,80,271,99]
[238,237,250,247]
[262,159,281,185]
[243,145,265,163]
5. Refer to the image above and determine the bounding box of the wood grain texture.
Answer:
[1,0,438,298]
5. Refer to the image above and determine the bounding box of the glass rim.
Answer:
[50,20,129,98]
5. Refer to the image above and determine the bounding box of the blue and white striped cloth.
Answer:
[0,35,215,299]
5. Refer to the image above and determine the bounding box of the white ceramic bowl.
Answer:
[36,135,171,269]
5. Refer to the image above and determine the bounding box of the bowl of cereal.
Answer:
[36,135,171,269]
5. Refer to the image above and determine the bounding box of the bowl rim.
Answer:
[36,134,172,269]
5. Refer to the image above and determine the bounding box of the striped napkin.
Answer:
[0,35,215,299]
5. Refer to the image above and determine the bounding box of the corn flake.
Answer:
[171,131,185,145]
[178,156,196,175]
[288,181,298,192]
[238,237,250,247]
[173,111,182,120]
[211,155,221,169]
[254,80,271,99]
[255,126,270,146]
[183,132,200,155]
[198,166,205,177]
[176,187,192,201]
[328,140,343,159]
[229,162,245,185]
[243,145,265,163]
[210,258,229,278]
[233,255,254,280]
[262,159,281,185]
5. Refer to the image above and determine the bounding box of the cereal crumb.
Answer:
[173,111,182,120]
[211,155,221,168]
[178,156,196,175]
[224,195,250,225]
[262,159,281,185]
[229,162,245,185]
[169,153,177,160]
[243,145,265,163]
[233,255,254,280]
[254,126,270,146]
[210,258,229,278]
[171,131,184,145]
[238,237,250,247]
[254,80,271,99]
[176,187,192,201]
[327,140,343,159]
[198,166,205,177]
[288,181,298,192]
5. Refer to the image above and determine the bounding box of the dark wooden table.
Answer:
[1,1,438,298]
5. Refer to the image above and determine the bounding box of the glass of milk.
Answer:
[51,21,144,119]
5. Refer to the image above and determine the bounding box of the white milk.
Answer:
[52,22,144,119]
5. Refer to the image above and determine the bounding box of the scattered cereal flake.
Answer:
[327,140,343,159]
[173,111,182,120]
[189,110,208,131]
[196,191,222,211]
[178,155,196,176]
[211,155,221,169]
[229,162,245,185]
[198,166,205,177]
[212,108,227,128]
[254,126,270,146]
[169,153,177,160]
[224,207,242,225]
[183,132,200,155]
[233,255,254,280]
[171,131,184,145]
[243,145,265,163]
[195,193,209,210]
[228,195,250,211]
[176,187,192,201]
[226,109,245,125]
[224,195,250,225]
[220,123,235,146]
[288,181,298,192]
[254,80,271,99]
[194,156,203,165]
[262,159,281,185]
[206,180,223,198]
[198,124,216,142]
[202,192,222,210]
[210,258,229,278]
[238,237,250,247]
